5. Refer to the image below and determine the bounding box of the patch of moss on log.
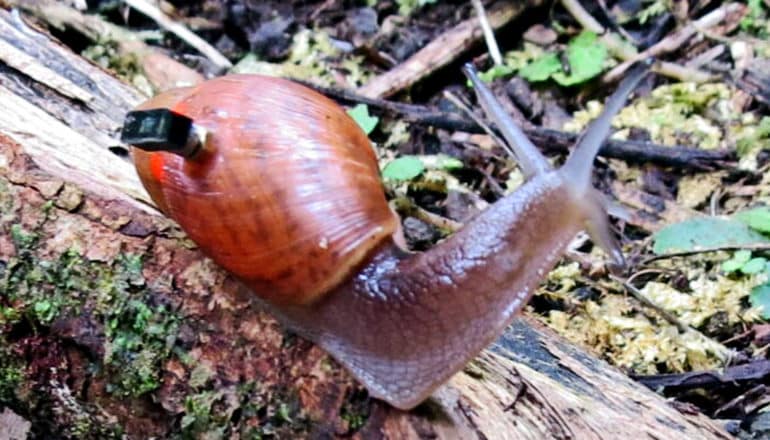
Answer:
[0,169,323,437]
[0,344,23,405]
[2,214,179,398]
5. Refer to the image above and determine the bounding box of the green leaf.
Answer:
[740,0,767,33]
[347,104,379,135]
[552,31,607,86]
[750,283,770,320]
[652,217,770,255]
[478,64,517,82]
[735,207,770,234]
[741,257,767,274]
[722,250,752,273]
[519,53,561,82]
[34,301,51,314]
[382,156,425,181]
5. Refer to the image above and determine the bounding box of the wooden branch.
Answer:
[559,0,716,83]
[308,82,735,170]
[602,3,744,83]
[357,0,541,98]
[11,0,205,92]
[122,0,231,70]
[0,8,730,439]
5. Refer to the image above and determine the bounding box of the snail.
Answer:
[121,62,650,410]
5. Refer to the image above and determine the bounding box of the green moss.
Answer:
[0,179,13,215]
[0,345,24,405]
[339,389,370,433]
[2,222,179,399]
[247,391,311,439]
[82,41,141,83]
[9,224,37,250]
[180,390,227,435]
[175,382,313,439]
[5,226,70,325]
[0,179,319,436]
[104,298,178,397]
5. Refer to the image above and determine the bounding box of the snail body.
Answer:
[124,65,649,409]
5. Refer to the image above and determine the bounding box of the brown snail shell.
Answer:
[132,75,399,305]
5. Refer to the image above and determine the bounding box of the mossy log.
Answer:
[0,7,731,439]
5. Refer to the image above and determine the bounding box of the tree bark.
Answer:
[0,7,731,439]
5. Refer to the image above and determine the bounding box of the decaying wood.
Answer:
[122,0,231,70]
[0,7,731,439]
[12,0,205,92]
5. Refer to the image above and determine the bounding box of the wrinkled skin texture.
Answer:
[277,172,592,409]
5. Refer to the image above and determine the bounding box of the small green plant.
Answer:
[382,154,463,182]
[750,283,770,319]
[736,206,770,234]
[652,217,770,255]
[347,104,379,135]
[104,297,178,397]
[395,0,438,16]
[518,53,561,82]
[478,32,609,86]
[339,389,370,432]
[741,0,769,36]
[637,0,668,25]
[520,31,608,86]
[382,156,425,181]
[736,117,770,157]
[0,347,23,404]
[722,250,767,275]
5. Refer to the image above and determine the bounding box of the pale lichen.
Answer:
[566,82,735,150]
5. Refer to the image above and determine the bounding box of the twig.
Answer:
[732,63,770,107]
[613,275,691,332]
[653,62,715,83]
[615,275,732,363]
[595,0,638,45]
[643,243,770,264]
[357,0,534,98]
[560,0,605,34]
[633,360,770,390]
[603,3,743,83]
[443,90,513,159]
[122,0,231,70]
[684,44,726,69]
[559,0,715,83]
[17,0,203,92]
[305,81,735,170]
[471,0,503,66]
[714,384,770,418]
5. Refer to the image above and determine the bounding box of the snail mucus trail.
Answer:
[121,62,651,410]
